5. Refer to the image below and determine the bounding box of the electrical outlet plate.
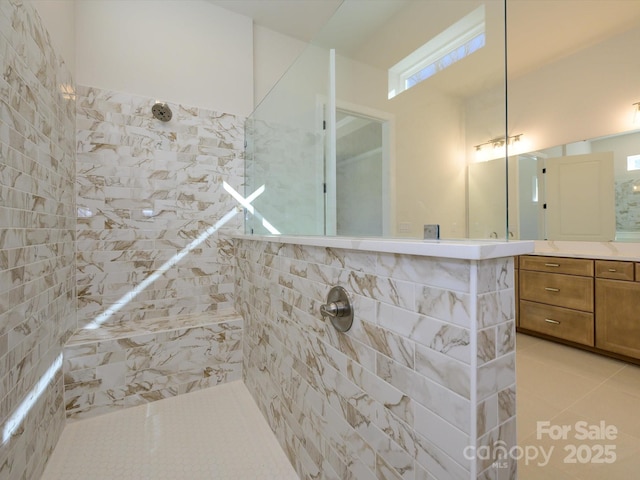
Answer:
[423,224,440,239]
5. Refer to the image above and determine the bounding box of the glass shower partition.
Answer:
[244,44,334,236]
[246,0,509,241]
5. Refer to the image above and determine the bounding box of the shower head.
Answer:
[152,102,173,122]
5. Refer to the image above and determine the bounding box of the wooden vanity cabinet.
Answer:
[518,255,640,363]
[595,261,640,359]
[518,256,594,346]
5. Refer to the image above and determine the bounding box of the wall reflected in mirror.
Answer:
[506,131,640,242]
[471,0,640,242]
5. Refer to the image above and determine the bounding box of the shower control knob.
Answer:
[320,286,354,332]
[320,301,349,318]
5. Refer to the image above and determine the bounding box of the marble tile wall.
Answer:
[615,178,640,234]
[236,239,517,480]
[0,1,77,479]
[75,85,245,328]
[534,240,640,259]
[475,257,518,479]
[63,311,243,420]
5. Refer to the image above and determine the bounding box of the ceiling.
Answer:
[209,0,640,84]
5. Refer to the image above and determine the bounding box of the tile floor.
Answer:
[40,381,298,480]
[40,335,640,479]
[516,333,640,479]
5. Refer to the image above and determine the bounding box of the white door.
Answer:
[326,104,394,237]
[545,152,615,241]
[516,155,542,240]
[335,110,385,236]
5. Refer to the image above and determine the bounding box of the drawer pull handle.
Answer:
[545,263,560,267]
[608,268,617,272]
[544,287,560,292]
[545,318,561,325]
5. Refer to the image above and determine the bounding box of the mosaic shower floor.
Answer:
[41,381,299,480]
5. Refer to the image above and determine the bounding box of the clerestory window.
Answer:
[388,5,486,99]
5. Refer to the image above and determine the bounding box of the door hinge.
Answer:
[323,183,327,193]
[543,203,547,209]
[542,168,546,174]
[323,120,326,130]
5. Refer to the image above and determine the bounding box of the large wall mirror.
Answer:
[474,1,640,242]
[245,0,640,242]
[495,130,640,242]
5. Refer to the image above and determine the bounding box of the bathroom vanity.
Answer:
[517,252,640,363]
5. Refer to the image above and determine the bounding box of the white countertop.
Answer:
[233,234,534,260]
[533,241,640,261]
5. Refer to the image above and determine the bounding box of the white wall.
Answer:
[467,25,640,156]
[592,131,640,178]
[31,0,76,75]
[75,0,254,117]
[253,24,306,108]
[334,53,468,239]
[32,0,308,116]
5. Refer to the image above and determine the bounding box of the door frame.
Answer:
[325,99,396,237]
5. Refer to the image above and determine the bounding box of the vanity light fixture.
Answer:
[633,102,640,124]
[474,134,523,158]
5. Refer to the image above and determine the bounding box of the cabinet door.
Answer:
[595,279,640,359]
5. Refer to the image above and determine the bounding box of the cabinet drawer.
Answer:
[520,255,593,276]
[520,300,594,346]
[520,270,593,311]
[595,260,634,281]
